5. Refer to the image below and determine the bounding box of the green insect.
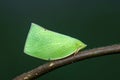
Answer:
[24,23,87,60]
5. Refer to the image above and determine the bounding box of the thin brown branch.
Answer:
[13,44,120,80]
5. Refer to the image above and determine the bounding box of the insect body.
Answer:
[24,23,87,60]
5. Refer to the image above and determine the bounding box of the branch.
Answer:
[13,44,120,80]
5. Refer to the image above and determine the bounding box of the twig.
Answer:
[13,44,120,80]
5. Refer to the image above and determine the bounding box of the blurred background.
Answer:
[0,0,120,80]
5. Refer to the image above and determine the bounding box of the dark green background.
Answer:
[0,0,120,80]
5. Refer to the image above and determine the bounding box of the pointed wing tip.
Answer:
[81,42,87,48]
[78,41,87,50]
[30,22,45,30]
[30,22,38,27]
[31,22,36,26]
[83,44,87,49]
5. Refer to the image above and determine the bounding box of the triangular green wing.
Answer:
[24,23,87,60]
